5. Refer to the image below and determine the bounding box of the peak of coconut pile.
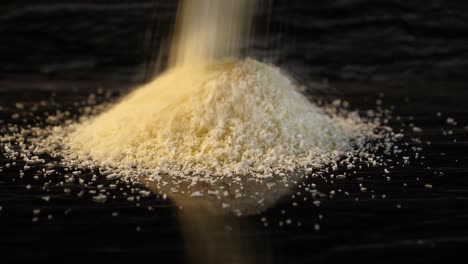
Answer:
[26,59,382,182]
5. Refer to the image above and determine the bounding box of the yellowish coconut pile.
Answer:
[0,0,387,185]
[54,59,375,179]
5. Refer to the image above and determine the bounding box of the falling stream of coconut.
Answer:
[0,0,398,263]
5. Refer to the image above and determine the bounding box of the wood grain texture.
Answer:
[0,80,467,263]
[1,0,468,263]
[1,0,468,82]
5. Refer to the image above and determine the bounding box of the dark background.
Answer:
[1,1,468,263]
[2,0,468,83]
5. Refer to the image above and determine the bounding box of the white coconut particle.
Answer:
[93,194,107,203]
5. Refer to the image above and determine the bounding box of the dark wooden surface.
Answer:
[0,80,467,263]
[1,0,468,263]
[2,0,468,82]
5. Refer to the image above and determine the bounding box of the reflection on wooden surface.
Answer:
[141,172,302,264]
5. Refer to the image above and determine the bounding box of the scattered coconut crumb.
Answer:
[446,117,456,125]
[314,223,320,231]
[93,194,107,203]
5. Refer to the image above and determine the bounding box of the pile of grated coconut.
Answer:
[36,59,380,180]
[0,0,390,185]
